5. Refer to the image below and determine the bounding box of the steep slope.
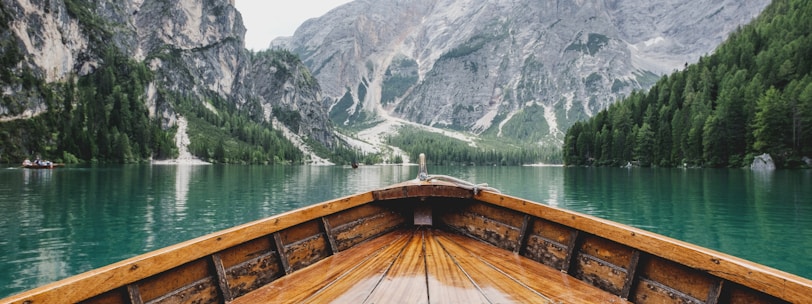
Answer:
[274,0,769,146]
[564,0,812,168]
[0,0,335,163]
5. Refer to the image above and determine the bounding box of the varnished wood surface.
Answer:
[234,227,628,304]
[3,182,811,304]
[473,190,812,303]
[0,192,377,304]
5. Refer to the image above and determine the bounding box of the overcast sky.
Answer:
[234,0,353,51]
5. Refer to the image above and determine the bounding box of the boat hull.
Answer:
[22,164,63,169]
[2,181,810,303]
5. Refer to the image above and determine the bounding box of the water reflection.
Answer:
[22,168,54,186]
[560,168,812,279]
[173,165,195,216]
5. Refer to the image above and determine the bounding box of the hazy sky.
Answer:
[234,0,353,51]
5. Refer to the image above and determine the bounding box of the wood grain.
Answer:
[230,230,410,304]
[5,184,811,304]
[424,229,489,303]
[436,231,628,304]
[1,192,376,304]
[363,229,429,304]
[475,190,812,303]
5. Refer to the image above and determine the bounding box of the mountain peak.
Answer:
[280,0,769,145]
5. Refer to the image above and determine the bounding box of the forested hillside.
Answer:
[564,0,812,168]
[388,127,561,166]
[0,0,334,165]
[0,47,176,163]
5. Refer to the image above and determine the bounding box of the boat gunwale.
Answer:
[2,181,811,304]
[472,190,812,303]
[0,190,378,303]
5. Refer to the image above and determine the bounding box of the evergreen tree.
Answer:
[753,87,792,156]
[563,0,812,168]
[634,122,655,166]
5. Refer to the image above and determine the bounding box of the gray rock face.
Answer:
[243,52,333,146]
[751,153,775,171]
[274,0,769,144]
[1,0,334,147]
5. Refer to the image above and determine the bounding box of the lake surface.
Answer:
[1,164,810,298]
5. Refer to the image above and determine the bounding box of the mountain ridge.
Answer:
[0,0,336,164]
[273,0,770,149]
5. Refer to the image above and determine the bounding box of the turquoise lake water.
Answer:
[0,164,810,298]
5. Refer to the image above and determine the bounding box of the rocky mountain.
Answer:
[273,0,770,146]
[0,0,334,163]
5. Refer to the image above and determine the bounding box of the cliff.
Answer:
[0,0,334,163]
[274,0,770,145]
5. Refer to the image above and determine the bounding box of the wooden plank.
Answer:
[83,288,129,304]
[719,281,790,304]
[631,256,720,303]
[707,280,723,304]
[434,231,564,303]
[571,235,635,295]
[363,229,429,304]
[441,211,521,251]
[127,284,143,304]
[514,215,531,254]
[522,219,577,270]
[474,191,812,303]
[285,234,330,272]
[321,217,339,254]
[147,277,219,304]
[620,250,640,299]
[326,203,391,228]
[217,235,282,298]
[464,202,526,227]
[137,259,211,302]
[211,253,233,302]
[373,184,472,201]
[424,229,490,303]
[564,230,582,273]
[273,232,292,275]
[436,231,629,304]
[223,251,283,298]
[303,230,412,303]
[579,234,636,267]
[218,236,273,269]
[277,220,321,244]
[1,191,376,304]
[332,210,405,251]
[231,230,411,304]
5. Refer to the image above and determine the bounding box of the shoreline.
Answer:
[150,158,211,165]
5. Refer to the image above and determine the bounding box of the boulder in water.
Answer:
[750,153,775,171]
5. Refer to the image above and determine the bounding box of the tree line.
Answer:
[564,0,812,168]
[388,127,561,166]
[1,47,175,163]
[0,47,313,165]
[171,93,304,165]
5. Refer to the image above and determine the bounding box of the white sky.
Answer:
[234,1,353,51]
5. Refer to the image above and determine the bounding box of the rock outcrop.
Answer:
[0,0,335,152]
[274,0,770,144]
[751,153,776,171]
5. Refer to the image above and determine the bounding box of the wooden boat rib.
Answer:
[3,176,811,303]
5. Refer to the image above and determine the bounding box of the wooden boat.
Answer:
[22,163,63,169]
[3,157,811,304]
[21,159,63,169]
